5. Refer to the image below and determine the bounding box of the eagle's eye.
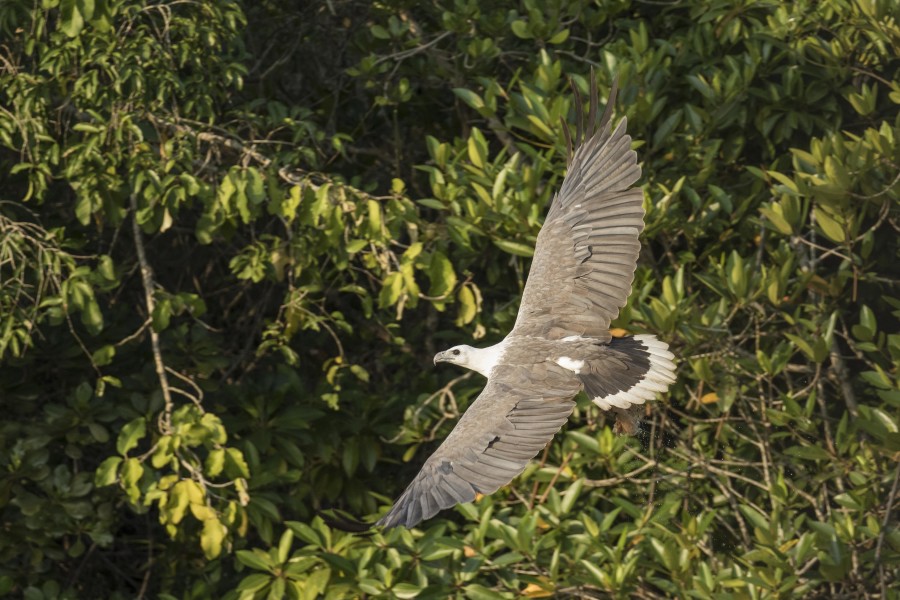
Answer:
[451,349,460,356]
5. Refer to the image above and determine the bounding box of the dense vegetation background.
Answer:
[1,0,898,598]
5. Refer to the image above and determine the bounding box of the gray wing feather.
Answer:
[376,365,579,529]
[512,76,644,341]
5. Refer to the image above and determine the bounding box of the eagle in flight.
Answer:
[377,75,676,529]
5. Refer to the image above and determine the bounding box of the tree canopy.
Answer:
[1,0,898,598]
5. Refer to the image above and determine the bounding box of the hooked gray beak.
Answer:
[433,351,449,365]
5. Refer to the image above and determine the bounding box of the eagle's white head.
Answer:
[433,341,508,378]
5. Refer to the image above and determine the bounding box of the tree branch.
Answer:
[130,194,174,433]
[828,338,859,418]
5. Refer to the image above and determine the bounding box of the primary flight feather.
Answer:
[377,74,676,530]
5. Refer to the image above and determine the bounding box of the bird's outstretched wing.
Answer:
[376,362,580,529]
[512,76,644,341]
[378,75,648,529]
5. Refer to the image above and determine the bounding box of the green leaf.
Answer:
[237,549,275,572]
[151,436,174,469]
[286,521,322,546]
[559,478,583,515]
[760,203,793,235]
[548,28,570,44]
[225,447,250,478]
[370,24,390,39]
[280,185,302,222]
[738,505,769,532]
[833,493,862,510]
[456,285,477,326]
[467,130,486,169]
[726,251,747,297]
[391,583,423,599]
[303,568,331,598]
[359,579,385,595]
[428,251,457,298]
[526,114,554,137]
[378,272,404,308]
[686,74,715,100]
[117,418,146,456]
[89,422,110,442]
[94,457,122,487]
[852,305,876,341]
[814,206,846,243]
[464,583,507,600]
[166,482,191,525]
[653,110,683,147]
[453,88,485,111]
[77,0,95,20]
[201,517,226,559]
[276,529,293,564]
[567,431,600,454]
[91,345,116,367]
[349,364,369,383]
[152,298,172,331]
[237,574,273,593]
[767,170,799,195]
[206,448,225,477]
[366,199,383,239]
[60,0,85,37]
[579,560,609,587]
[121,458,144,504]
[268,577,285,600]
[510,20,531,39]
[861,368,892,390]
[786,334,817,362]
[81,297,104,334]
[341,438,359,477]
[417,198,448,210]
[246,167,266,203]
[785,445,831,460]
[493,239,534,257]
[346,239,368,254]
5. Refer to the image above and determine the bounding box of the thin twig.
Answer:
[114,317,152,347]
[537,451,574,505]
[583,461,658,487]
[372,31,452,67]
[165,366,205,410]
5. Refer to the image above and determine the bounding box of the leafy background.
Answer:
[1,0,898,598]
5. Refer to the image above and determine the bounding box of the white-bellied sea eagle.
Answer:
[377,74,676,529]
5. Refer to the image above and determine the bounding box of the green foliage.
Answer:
[1,0,899,598]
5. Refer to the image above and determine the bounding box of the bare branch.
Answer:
[130,194,174,433]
